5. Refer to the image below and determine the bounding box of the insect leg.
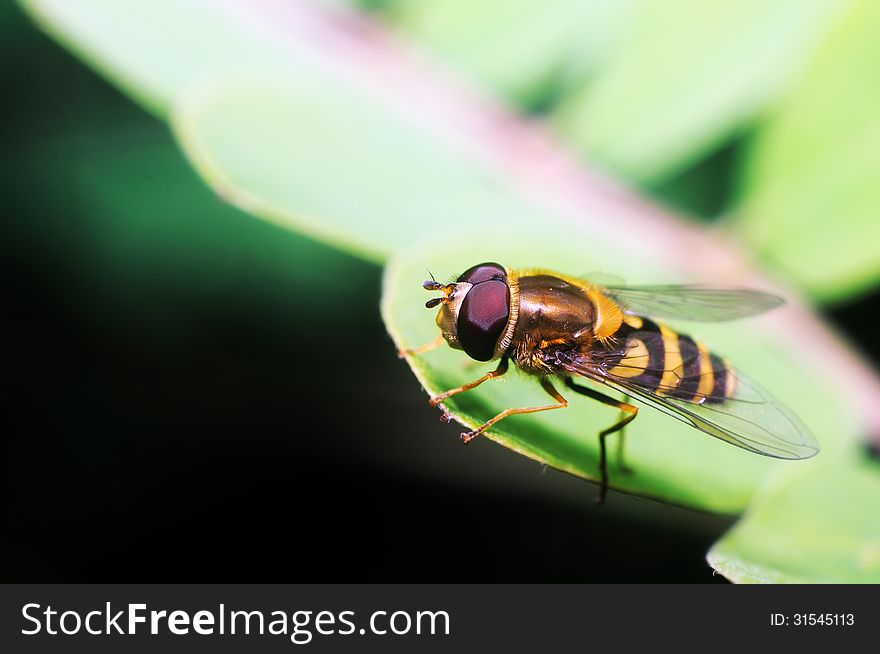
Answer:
[397,333,444,358]
[429,356,509,408]
[617,394,634,474]
[459,376,567,443]
[564,379,638,504]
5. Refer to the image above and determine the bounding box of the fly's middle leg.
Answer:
[459,376,568,443]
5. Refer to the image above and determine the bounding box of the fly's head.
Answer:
[423,262,511,362]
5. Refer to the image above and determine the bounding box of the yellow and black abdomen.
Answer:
[601,315,736,404]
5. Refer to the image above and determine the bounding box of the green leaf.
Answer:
[172,73,565,262]
[554,0,844,182]
[389,0,636,110]
[381,229,854,513]
[19,0,353,117]
[735,0,880,301]
[708,451,880,582]
[21,0,551,261]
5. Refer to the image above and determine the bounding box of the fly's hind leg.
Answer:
[564,379,638,505]
[460,377,568,443]
[616,394,635,474]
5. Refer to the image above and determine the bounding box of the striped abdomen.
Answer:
[598,315,736,404]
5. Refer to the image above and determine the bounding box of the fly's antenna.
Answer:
[423,269,447,308]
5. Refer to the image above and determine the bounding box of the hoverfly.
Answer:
[400,262,818,503]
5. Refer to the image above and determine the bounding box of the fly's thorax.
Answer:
[432,263,520,362]
[511,273,597,350]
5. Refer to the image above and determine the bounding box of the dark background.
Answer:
[2,5,875,582]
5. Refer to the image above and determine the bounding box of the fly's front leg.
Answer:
[397,334,443,358]
[460,377,568,443]
[429,356,509,413]
[565,378,638,505]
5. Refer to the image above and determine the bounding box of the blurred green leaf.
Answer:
[22,0,566,262]
[20,0,302,116]
[172,73,565,261]
[554,0,844,183]
[382,230,854,513]
[735,0,880,301]
[708,451,880,582]
[389,0,636,110]
[645,138,742,219]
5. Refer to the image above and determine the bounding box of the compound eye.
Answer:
[457,262,506,285]
[457,280,510,361]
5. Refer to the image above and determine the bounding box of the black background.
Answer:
[2,4,876,583]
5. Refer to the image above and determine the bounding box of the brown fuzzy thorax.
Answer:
[506,273,598,375]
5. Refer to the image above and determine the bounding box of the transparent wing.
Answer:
[603,284,784,322]
[555,343,819,460]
